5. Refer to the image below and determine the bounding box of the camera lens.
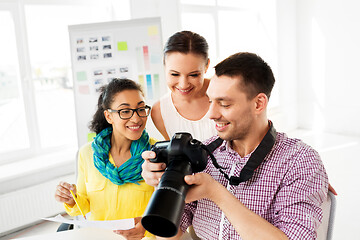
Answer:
[142,132,208,237]
[142,158,192,237]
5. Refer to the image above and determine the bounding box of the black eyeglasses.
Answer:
[107,105,151,120]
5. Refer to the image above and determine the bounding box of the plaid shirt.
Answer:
[180,132,329,240]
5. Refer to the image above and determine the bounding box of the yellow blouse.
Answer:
[64,138,156,238]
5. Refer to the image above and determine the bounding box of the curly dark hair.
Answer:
[88,78,144,134]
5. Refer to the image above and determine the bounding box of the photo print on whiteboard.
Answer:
[104,53,112,58]
[107,68,116,75]
[90,54,99,60]
[77,47,85,53]
[94,78,103,85]
[119,65,130,79]
[93,69,103,76]
[119,66,129,73]
[103,44,111,50]
[77,55,86,61]
[102,36,111,42]
[89,37,98,43]
[76,38,84,44]
[90,46,99,51]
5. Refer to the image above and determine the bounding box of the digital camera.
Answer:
[141,132,208,237]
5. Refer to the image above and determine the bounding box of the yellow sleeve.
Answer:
[64,144,91,216]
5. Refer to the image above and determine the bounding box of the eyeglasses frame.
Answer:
[107,105,151,120]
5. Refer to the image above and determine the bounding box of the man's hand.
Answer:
[184,172,220,203]
[113,217,145,240]
[141,151,166,187]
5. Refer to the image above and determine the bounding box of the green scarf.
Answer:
[92,127,150,185]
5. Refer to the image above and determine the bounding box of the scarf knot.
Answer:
[92,127,150,185]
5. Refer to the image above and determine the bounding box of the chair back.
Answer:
[317,191,336,240]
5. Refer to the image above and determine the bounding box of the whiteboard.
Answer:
[68,17,166,147]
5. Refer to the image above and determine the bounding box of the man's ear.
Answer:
[104,110,113,124]
[254,93,268,114]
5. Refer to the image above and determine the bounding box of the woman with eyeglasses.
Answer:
[55,78,156,240]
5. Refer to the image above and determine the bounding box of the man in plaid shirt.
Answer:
[142,52,328,240]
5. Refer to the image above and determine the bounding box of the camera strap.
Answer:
[203,121,277,186]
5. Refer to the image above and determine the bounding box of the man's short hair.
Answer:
[214,52,275,99]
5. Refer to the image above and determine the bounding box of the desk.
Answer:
[12,228,193,240]
[13,228,126,240]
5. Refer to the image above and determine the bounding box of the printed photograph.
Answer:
[77,55,86,61]
[120,67,129,73]
[90,54,99,60]
[94,79,103,85]
[89,37,98,43]
[93,70,103,76]
[76,47,85,53]
[104,53,112,58]
[103,45,112,50]
[107,68,116,74]
[102,36,110,41]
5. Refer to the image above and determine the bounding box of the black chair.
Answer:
[57,223,74,232]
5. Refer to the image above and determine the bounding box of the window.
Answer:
[0,0,130,165]
[0,9,29,156]
[180,0,279,107]
[24,4,115,149]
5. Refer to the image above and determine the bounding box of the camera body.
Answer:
[150,132,208,172]
[141,132,208,237]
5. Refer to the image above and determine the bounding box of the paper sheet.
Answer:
[43,214,135,230]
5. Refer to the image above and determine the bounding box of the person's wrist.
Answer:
[206,178,221,200]
[67,198,76,207]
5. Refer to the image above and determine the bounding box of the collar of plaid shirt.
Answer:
[205,121,277,185]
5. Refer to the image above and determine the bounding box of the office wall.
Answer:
[272,0,298,133]
[297,0,360,136]
[130,0,181,46]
